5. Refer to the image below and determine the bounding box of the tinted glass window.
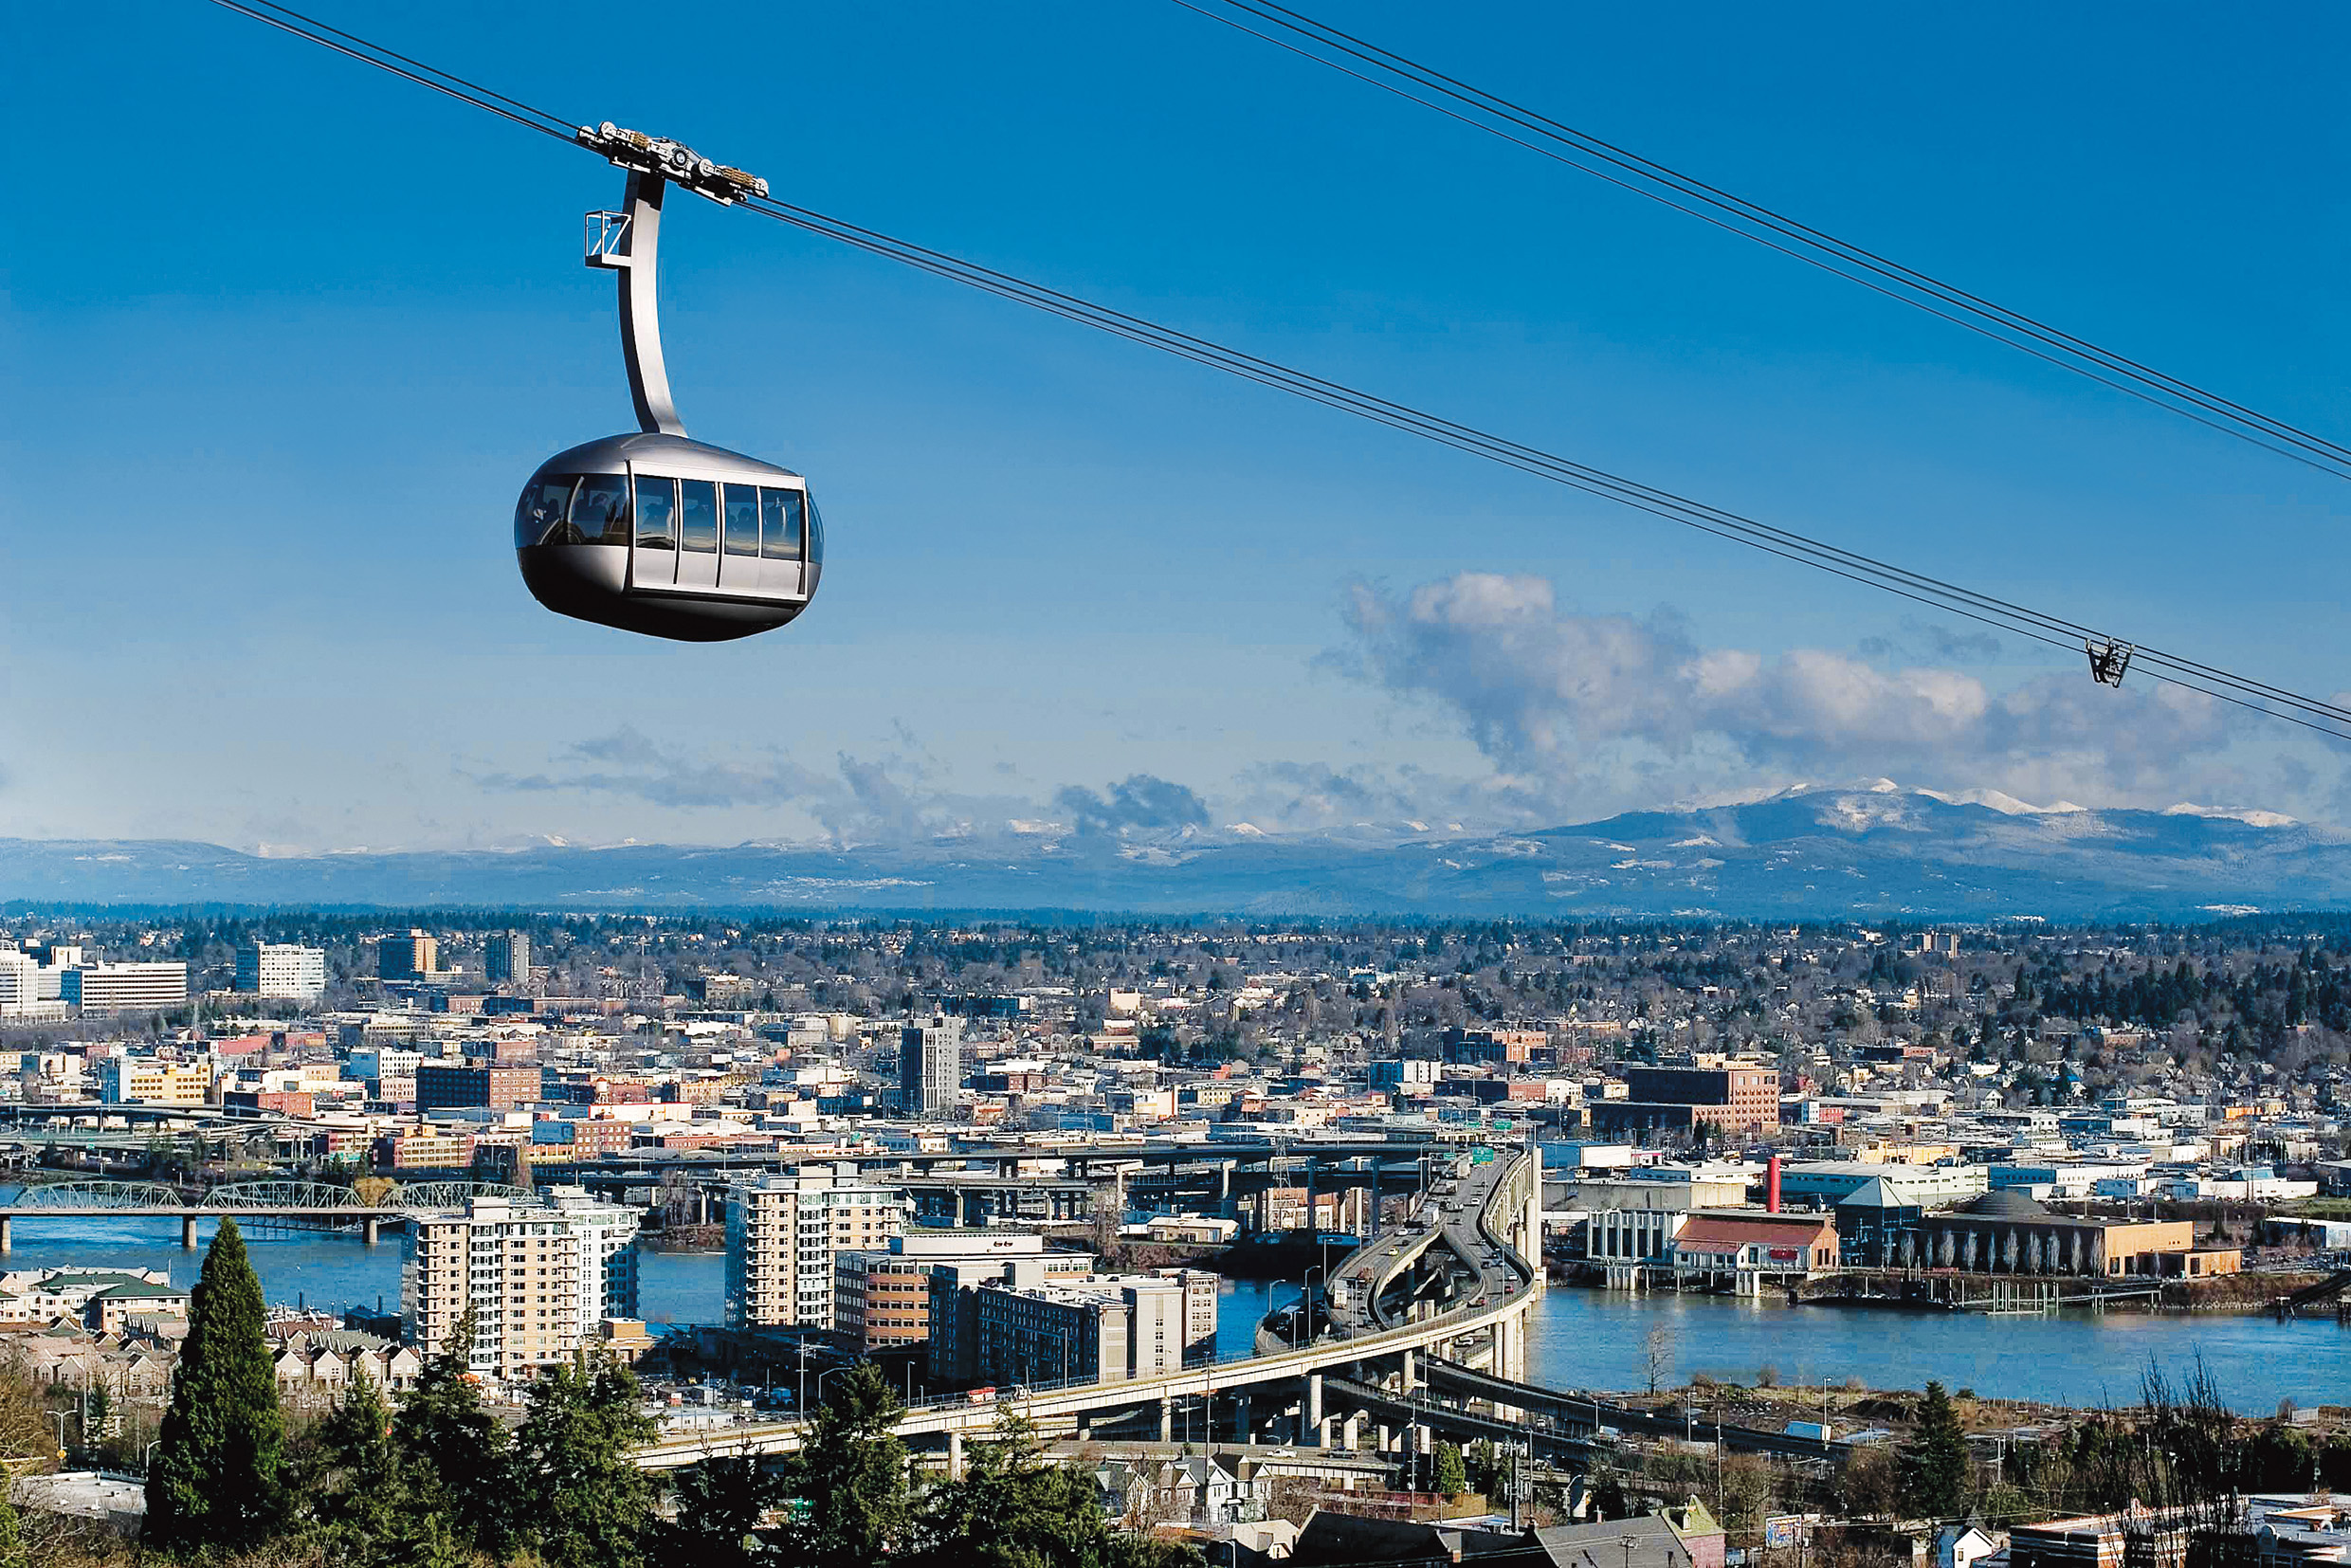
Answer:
[573,475,629,546]
[680,478,719,552]
[808,495,826,567]
[634,475,678,550]
[515,475,576,548]
[759,487,804,559]
[722,483,760,556]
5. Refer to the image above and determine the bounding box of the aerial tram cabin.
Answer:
[515,125,821,642]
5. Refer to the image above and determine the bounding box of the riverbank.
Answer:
[1566,1264,2338,1317]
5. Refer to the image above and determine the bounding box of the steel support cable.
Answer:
[194,0,2351,742]
[1176,0,2351,484]
[206,0,575,142]
[742,194,2351,735]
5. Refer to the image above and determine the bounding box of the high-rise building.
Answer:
[401,1189,638,1380]
[0,954,64,1020]
[484,932,532,986]
[379,930,440,982]
[724,1167,908,1330]
[234,942,327,1002]
[897,1013,964,1116]
[64,963,189,1014]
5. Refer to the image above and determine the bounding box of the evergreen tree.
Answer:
[1901,1381,1973,1520]
[392,1304,513,1557]
[0,1490,24,1568]
[905,1411,1200,1568]
[656,1455,781,1568]
[145,1219,285,1554]
[1465,1438,1501,1499]
[508,1355,660,1568]
[775,1361,910,1568]
[309,1370,400,1557]
[1432,1441,1468,1498]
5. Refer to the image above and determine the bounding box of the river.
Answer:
[10,1220,2342,1414]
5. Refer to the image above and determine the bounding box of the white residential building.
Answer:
[400,1189,639,1380]
[0,954,66,1022]
[234,943,327,1002]
[724,1166,909,1330]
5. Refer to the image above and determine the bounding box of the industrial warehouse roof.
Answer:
[1674,1212,1835,1251]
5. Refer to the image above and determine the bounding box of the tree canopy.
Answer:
[145,1220,285,1554]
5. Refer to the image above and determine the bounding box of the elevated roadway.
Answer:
[633,1145,1543,1473]
[0,1178,534,1249]
[1418,1357,1850,1462]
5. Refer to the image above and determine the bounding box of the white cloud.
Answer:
[1340,572,2252,816]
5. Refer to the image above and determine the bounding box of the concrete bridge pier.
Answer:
[362,1216,380,1246]
[947,1429,963,1482]
[182,1215,199,1249]
[1157,1397,1172,1444]
[1400,1347,1417,1394]
[0,1215,10,1252]
[1376,1423,1392,1454]
[1305,1374,1322,1447]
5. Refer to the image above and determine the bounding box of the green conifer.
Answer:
[1901,1381,1974,1520]
[144,1219,285,1553]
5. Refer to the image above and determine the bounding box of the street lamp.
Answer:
[815,1366,850,1413]
[1301,1265,1327,1345]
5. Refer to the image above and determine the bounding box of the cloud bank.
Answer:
[1338,572,2246,816]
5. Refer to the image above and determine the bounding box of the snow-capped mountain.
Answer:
[3,783,2343,917]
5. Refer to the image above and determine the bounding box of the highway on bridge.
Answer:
[631,1144,1544,1472]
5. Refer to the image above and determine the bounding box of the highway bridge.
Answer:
[1417,1358,1850,1462]
[542,1139,1459,1230]
[0,1179,535,1249]
[632,1144,1544,1475]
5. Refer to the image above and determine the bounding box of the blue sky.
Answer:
[7,1,2349,851]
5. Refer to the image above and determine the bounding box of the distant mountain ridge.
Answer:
[4,783,2345,918]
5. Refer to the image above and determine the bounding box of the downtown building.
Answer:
[234,942,327,1002]
[965,1269,1218,1388]
[98,1056,212,1107]
[484,932,532,986]
[401,1188,639,1381]
[836,1229,1094,1356]
[0,953,65,1022]
[379,930,442,982]
[64,962,189,1014]
[724,1166,909,1330]
[1591,1063,1781,1140]
[415,1063,542,1112]
[898,1013,965,1117]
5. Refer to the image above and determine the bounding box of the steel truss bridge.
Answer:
[0,1180,536,1249]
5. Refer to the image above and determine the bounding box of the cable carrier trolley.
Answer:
[515,124,823,642]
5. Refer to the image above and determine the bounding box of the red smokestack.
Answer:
[1766,1154,1782,1213]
